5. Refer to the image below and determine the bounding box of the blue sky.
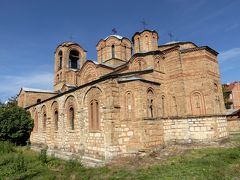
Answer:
[0,0,240,102]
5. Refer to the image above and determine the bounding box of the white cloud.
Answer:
[219,48,240,62]
[0,72,53,101]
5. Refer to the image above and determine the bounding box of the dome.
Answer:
[59,41,79,47]
[104,35,123,40]
[55,41,87,53]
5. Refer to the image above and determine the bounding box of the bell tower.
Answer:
[132,30,159,54]
[54,42,87,92]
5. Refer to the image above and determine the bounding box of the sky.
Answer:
[0,0,240,102]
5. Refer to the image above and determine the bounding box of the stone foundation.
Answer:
[227,118,240,132]
[30,115,229,166]
[163,116,228,144]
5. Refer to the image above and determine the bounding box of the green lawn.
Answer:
[0,134,240,180]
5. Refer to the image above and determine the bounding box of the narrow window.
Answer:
[57,74,59,82]
[138,60,142,70]
[69,50,80,69]
[124,46,127,60]
[101,48,103,62]
[89,100,100,130]
[112,45,115,58]
[137,38,140,52]
[162,95,165,117]
[214,83,218,92]
[157,61,160,71]
[191,92,205,115]
[147,89,154,118]
[95,101,99,129]
[60,72,62,81]
[43,113,47,131]
[90,101,94,129]
[145,35,149,51]
[54,110,58,131]
[125,92,134,119]
[69,107,74,130]
[215,96,221,113]
[58,51,63,70]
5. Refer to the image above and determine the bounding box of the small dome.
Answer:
[165,41,180,45]
[60,41,79,47]
[55,41,87,53]
[104,35,123,40]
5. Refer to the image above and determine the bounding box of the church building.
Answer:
[18,29,228,165]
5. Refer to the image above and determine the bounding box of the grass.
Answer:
[0,134,240,179]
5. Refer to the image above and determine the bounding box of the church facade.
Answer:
[18,29,228,165]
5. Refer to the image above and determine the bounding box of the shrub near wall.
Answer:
[0,97,33,145]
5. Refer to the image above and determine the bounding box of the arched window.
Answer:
[69,107,74,130]
[60,72,62,81]
[124,46,127,60]
[125,92,134,119]
[137,38,141,52]
[162,95,166,117]
[43,113,47,131]
[58,51,63,70]
[191,92,205,115]
[89,99,100,131]
[69,50,80,69]
[57,74,59,82]
[215,95,221,114]
[214,83,218,92]
[138,60,142,71]
[101,48,103,62]
[112,45,115,58]
[145,35,149,51]
[54,110,58,131]
[147,89,154,118]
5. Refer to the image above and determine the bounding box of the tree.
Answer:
[222,85,233,109]
[0,96,33,145]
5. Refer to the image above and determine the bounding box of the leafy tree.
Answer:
[0,96,33,145]
[222,85,233,109]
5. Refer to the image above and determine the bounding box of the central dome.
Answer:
[104,34,123,40]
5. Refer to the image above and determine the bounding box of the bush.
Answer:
[39,148,48,163]
[0,141,15,153]
[13,153,27,173]
[0,96,33,145]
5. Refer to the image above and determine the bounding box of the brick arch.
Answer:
[190,91,206,115]
[66,46,86,60]
[84,87,102,131]
[32,108,38,133]
[51,101,59,131]
[41,105,47,131]
[78,61,98,85]
[154,55,165,72]
[147,87,155,118]
[83,86,103,104]
[105,37,122,46]
[161,94,167,117]
[121,39,132,48]
[130,58,147,71]
[64,95,77,130]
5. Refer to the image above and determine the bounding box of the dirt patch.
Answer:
[107,136,240,170]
